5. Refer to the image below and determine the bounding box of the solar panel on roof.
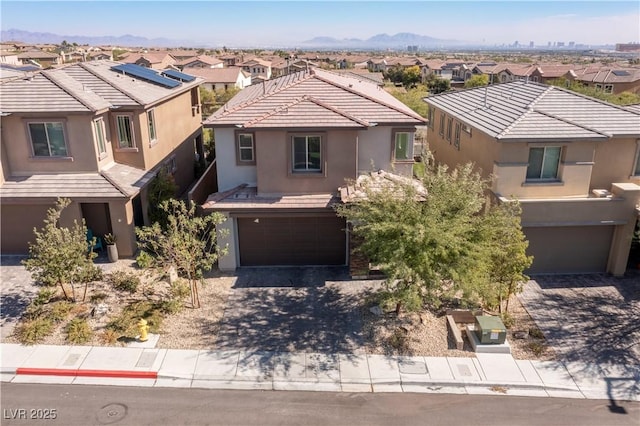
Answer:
[161,69,196,82]
[110,63,180,88]
[612,70,630,77]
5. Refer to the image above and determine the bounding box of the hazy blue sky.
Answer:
[2,1,638,47]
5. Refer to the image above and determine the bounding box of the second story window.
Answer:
[147,109,157,144]
[292,135,321,173]
[454,122,461,150]
[526,146,561,181]
[94,118,107,156]
[28,121,67,157]
[116,115,134,149]
[392,130,412,161]
[236,132,255,165]
[439,113,445,137]
[446,117,452,142]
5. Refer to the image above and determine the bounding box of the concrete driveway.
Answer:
[519,270,640,366]
[215,267,380,354]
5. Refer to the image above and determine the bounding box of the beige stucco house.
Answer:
[0,60,204,257]
[200,68,426,271]
[424,81,640,275]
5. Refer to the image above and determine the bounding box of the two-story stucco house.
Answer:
[201,68,425,271]
[424,81,640,275]
[0,60,204,257]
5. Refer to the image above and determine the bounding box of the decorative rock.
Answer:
[369,305,383,316]
[167,266,178,284]
[94,303,109,317]
[513,330,529,339]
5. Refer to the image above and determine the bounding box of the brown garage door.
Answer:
[237,215,346,266]
[524,225,614,274]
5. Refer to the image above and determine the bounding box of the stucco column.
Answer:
[108,200,136,258]
[607,183,640,276]
[216,212,237,271]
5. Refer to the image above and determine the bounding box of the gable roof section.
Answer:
[424,81,640,140]
[205,68,425,129]
[183,67,249,84]
[0,60,203,113]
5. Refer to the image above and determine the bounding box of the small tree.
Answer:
[402,65,421,88]
[336,162,530,313]
[464,74,489,88]
[428,77,451,94]
[23,198,101,301]
[482,202,533,312]
[136,199,227,308]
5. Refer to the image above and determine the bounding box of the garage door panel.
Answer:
[525,226,613,274]
[238,216,346,266]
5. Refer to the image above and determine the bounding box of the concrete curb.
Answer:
[16,368,158,379]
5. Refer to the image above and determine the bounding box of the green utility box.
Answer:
[474,316,507,344]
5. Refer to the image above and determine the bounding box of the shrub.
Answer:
[528,327,545,339]
[15,318,54,344]
[89,292,109,303]
[527,341,546,356]
[170,281,190,300]
[33,288,56,306]
[65,318,93,344]
[108,270,140,294]
[99,329,120,345]
[49,301,73,323]
[136,251,153,269]
[106,301,163,337]
[501,312,515,329]
[160,299,183,314]
[388,327,410,352]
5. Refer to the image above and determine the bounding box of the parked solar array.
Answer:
[110,64,180,89]
[161,69,196,82]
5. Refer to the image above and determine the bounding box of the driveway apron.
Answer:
[216,267,380,353]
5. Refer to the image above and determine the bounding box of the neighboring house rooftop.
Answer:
[0,60,202,113]
[205,68,425,129]
[177,55,223,67]
[183,67,250,84]
[425,80,640,140]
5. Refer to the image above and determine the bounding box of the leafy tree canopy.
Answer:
[464,74,489,88]
[336,162,531,313]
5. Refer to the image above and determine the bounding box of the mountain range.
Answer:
[1,28,465,49]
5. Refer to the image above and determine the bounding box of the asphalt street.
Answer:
[2,383,639,426]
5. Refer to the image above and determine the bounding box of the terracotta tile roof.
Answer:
[424,80,640,140]
[205,68,425,129]
[121,52,175,65]
[100,162,157,197]
[575,68,640,84]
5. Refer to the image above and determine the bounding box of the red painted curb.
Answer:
[16,368,157,379]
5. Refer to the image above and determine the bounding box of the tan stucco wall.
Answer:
[426,109,499,179]
[107,199,137,257]
[591,137,640,190]
[357,126,415,177]
[255,129,357,195]
[1,113,101,175]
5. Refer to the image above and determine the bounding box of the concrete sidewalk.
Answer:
[1,343,638,401]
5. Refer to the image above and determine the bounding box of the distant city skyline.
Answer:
[1,1,639,48]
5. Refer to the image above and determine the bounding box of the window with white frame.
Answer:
[604,84,613,94]
[236,132,255,164]
[427,108,434,129]
[115,115,134,149]
[446,117,452,142]
[526,146,561,180]
[439,112,445,137]
[393,130,412,161]
[147,109,157,143]
[94,118,107,156]
[28,121,68,157]
[292,135,321,172]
